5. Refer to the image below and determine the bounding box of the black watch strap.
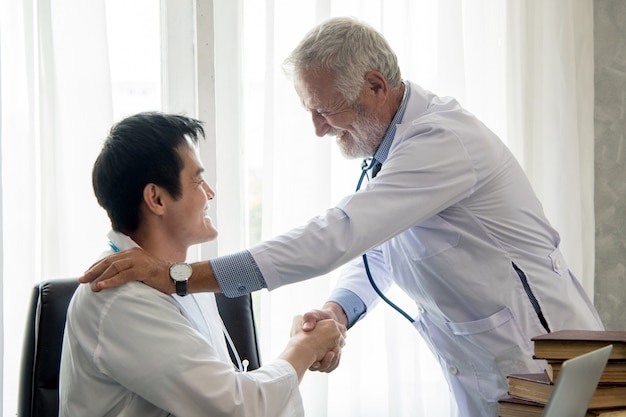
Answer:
[175,280,188,297]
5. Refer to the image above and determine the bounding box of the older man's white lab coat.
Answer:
[250,82,604,417]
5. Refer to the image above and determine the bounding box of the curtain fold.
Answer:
[505,0,595,293]
[0,1,112,415]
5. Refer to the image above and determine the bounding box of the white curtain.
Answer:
[0,0,113,415]
[0,0,595,416]
[505,1,596,295]
[0,0,163,415]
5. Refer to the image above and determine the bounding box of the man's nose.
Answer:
[312,111,331,137]
[204,183,215,200]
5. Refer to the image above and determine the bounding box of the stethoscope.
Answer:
[357,158,415,323]
[193,295,249,373]
[108,241,249,372]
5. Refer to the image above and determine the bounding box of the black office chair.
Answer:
[18,278,261,417]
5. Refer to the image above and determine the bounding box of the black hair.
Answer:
[92,111,205,234]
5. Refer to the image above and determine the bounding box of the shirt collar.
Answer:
[107,229,139,253]
[372,81,411,164]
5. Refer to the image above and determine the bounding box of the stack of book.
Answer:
[498,330,626,417]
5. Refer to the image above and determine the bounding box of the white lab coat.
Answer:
[250,82,603,417]
[59,231,303,417]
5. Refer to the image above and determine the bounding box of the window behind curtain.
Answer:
[105,0,162,120]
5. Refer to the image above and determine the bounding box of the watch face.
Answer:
[170,263,192,281]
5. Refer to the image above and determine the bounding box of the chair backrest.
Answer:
[215,292,261,371]
[18,278,261,417]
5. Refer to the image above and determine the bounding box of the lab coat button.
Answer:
[448,365,458,375]
[555,258,563,269]
[417,305,425,313]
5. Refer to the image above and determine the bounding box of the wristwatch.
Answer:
[169,262,192,297]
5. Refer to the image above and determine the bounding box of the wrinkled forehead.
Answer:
[294,69,342,109]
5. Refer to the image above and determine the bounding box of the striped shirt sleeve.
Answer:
[209,250,268,297]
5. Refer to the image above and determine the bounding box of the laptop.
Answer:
[542,344,613,417]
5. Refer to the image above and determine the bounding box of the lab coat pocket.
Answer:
[447,307,535,402]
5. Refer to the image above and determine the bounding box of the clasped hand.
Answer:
[292,308,347,373]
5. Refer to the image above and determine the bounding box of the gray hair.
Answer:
[282,16,402,104]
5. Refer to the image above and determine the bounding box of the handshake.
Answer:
[282,306,348,380]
